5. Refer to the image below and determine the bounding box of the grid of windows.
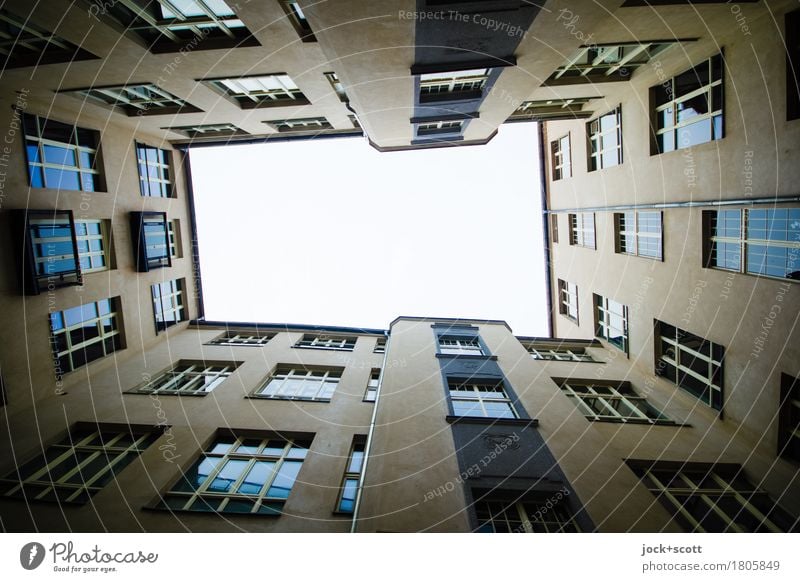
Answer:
[615,211,663,259]
[280,1,316,41]
[587,107,622,171]
[324,72,348,102]
[50,298,122,375]
[152,279,186,331]
[417,120,464,136]
[568,213,596,248]
[525,343,595,362]
[551,134,571,180]
[1,426,157,504]
[557,279,579,323]
[419,68,488,99]
[296,334,355,350]
[778,374,800,462]
[364,369,380,402]
[265,117,332,132]
[550,42,675,82]
[594,294,629,354]
[75,220,109,273]
[336,437,365,513]
[703,208,800,281]
[629,461,798,532]
[73,84,199,116]
[253,366,342,401]
[655,320,724,410]
[474,493,581,533]
[448,380,517,418]
[207,74,306,108]
[557,379,670,423]
[653,54,724,154]
[207,332,273,346]
[438,336,485,356]
[159,435,310,515]
[129,361,237,395]
[136,143,172,197]
[24,114,102,192]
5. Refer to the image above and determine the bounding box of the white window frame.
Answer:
[207,332,273,346]
[417,120,464,136]
[336,437,365,513]
[615,211,663,259]
[254,366,342,401]
[152,278,186,331]
[552,41,675,81]
[75,219,110,273]
[587,107,622,171]
[475,495,581,533]
[136,143,173,197]
[448,380,517,418]
[129,361,236,395]
[558,379,670,423]
[557,279,579,323]
[79,85,191,114]
[525,342,595,362]
[364,369,380,402]
[438,336,485,356]
[568,212,596,249]
[129,0,247,43]
[209,74,304,105]
[296,334,356,350]
[420,68,488,96]
[266,117,330,131]
[551,134,571,180]
[594,294,629,354]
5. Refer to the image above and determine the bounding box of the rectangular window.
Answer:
[158,434,311,515]
[551,214,559,244]
[511,97,596,121]
[594,294,629,354]
[253,366,343,401]
[130,212,170,272]
[568,212,596,249]
[205,74,307,108]
[152,279,187,332]
[557,279,579,323]
[207,331,273,346]
[128,360,237,396]
[296,334,356,350]
[419,68,489,102]
[280,1,316,41]
[324,72,348,102]
[778,374,800,461]
[551,134,571,180]
[438,335,485,356]
[168,123,248,138]
[336,437,365,513]
[76,219,110,273]
[550,42,676,83]
[523,341,596,362]
[556,378,671,424]
[1,425,157,504]
[23,113,102,192]
[264,117,332,132]
[373,337,387,353]
[655,320,724,410]
[615,211,663,259]
[702,208,800,281]
[0,9,98,68]
[474,491,581,533]
[653,54,723,154]
[788,10,800,120]
[448,379,517,418]
[587,106,622,171]
[71,84,200,116]
[417,120,464,136]
[168,219,182,258]
[628,461,798,532]
[50,298,123,376]
[136,143,173,197]
[16,209,82,293]
[364,369,380,402]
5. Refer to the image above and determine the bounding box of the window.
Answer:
[296,334,355,350]
[628,461,798,532]
[264,117,332,132]
[136,143,173,197]
[655,320,724,410]
[551,134,571,180]
[448,379,517,418]
[556,379,671,424]
[557,279,579,323]
[594,294,629,354]
[324,72,348,102]
[152,279,187,331]
[419,68,488,102]
[76,220,110,273]
[1,425,157,504]
[587,107,622,171]
[205,74,307,108]
[523,341,596,362]
[364,369,380,402]
[0,9,99,68]
[280,1,316,41]
[50,298,123,376]
[550,214,559,244]
[167,123,248,138]
[510,97,596,121]
[438,335,485,356]
[653,54,723,154]
[568,212,596,249]
[158,434,311,515]
[69,84,200,116]
[702,208,800,281]
[788,10,800,120]
[207,331,273,346]
[417,120,464,136]
[473,491,581,532]
[549,42,677,83]
[128,361,237,396]
[253,366,343,401]
[373,337,387,353]
[336,437,365,513]
[168,219,182,258]
[0,372,5,407]
[23,113,103,192]
[129,212,170,272]
[13,209,81,294]
[778,374,800,462]
[615,211,663,259]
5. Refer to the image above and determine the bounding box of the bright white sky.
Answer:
[190,122,547,336]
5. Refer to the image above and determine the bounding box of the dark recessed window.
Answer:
[279,1,317,41]
[128,360,237,395]
[549,42,677,84]
[324,72,348,102]
[556,378,671,424]
[204,74,308,109]
[364,369,380,402]
[166,123,249,139]
[557,279,579,324]
[13,209,82,294]
[65,84,201,117]
[523,341,596,362]
[0,9,99,68]
[264,117,332,132]
[551,134,571,180]
[207,331,274,346]
[473,490,581,533]
[778,373,800,462]
[788,10,800,120]
[129,212,171,272]
[419,68,488,103]
[550,214,559,244]
[49,298,123,376]
[437,335,485,355]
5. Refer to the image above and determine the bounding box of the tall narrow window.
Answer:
[364,369,380,402]
[336,437,366,513]
[136,143,173,197]
[75,219,110,273]
[373,337,387,353]
[551,134,571,180]
[448,379,517,418]
[324,72,348,101]
[568,213,596,249]
[788,10,800,120]
[152,279,186,331]
[50,298,123,376]
[280,1,316,41]
[550,214,559,244]
[556,379,671,424]
[557,279,579,323]
[615,211,663,259]
[130,212,170,272]
[587,106,622,171]
[253,366,343,401]
[594,294,629,354]
[778,373,800,461]
[168,219,182,258]
[128,361,238,396]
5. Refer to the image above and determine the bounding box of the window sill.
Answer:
[445,415,538,428]
[435,354,497,361]
[246,395,332,403]
[292,345,354,352]
[585,417,688,427]
[126,391,208,397]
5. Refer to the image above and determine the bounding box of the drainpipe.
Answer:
[537,122,554,338]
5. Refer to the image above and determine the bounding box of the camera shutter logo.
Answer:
[20,542,46,570]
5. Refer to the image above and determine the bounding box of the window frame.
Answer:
[152,278,187,332]
[568,212,596,249]
[69,84,200,117]
[129,211,171,272]
[50,297,123,377]
[136,142,174,197]
[127,360,238,396]
[279,0,317,42]
[614,211,663,260]
[251,365,344,402]
[207,331,274,346]
[523,341,597,362]
[204,73,309,109]
[335,437,366,514]
[364,369,380,402]
[556,378,672,424]
[593,294,629,355]
[0,9,99,68]
[587,106,622,171]
[419,68,489,103]
[557,279,579,324]
[778,373,800,462]
[264,117,332,132]
[473,490,582,533]
[295,334,356,351]
[550,133,571,180]
[447,378,518,419]
[437,335,486,356]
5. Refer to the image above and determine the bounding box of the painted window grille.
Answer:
[158,434,311,515]
[136,143,173,197]
[253,366,343,401]
[208,331,273,346]
[373,337,387,353]
[557,379,671,423]
[628,461,798,532]
[265,117,332,132]
[167,123,247,138]
[75,219,110,273]
[0,9,98,68]
[615,211,663,259]
[324,72,348,102]
[551,134,571,180]
[524,342,595,362]
[280,1,316,41]
[551,214,559,244]
[474,492,581,533]
[653,54,724,154]
[50,298,123,376]
[702,208,800,281]
[72,84,199,116]
[23,113,102,192]
[296,334,355,350]
[364,369,380,402]
[336,437,365,513]
[168,219,182,258]
[557,279,579,323]
[550,41,676,82]
[594,294,629,354]
[655,320,724,410]
[152,279,186,331]
[419,68,488,98]
[448,379,517,418]
[568,212,596,249]
[417,120,464,136]
[778,374,800,462]
[1,425,157,504]
[438,335,485,356]
[587,106,622,171]
[206,74,306,108]
[129,360,237,395]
